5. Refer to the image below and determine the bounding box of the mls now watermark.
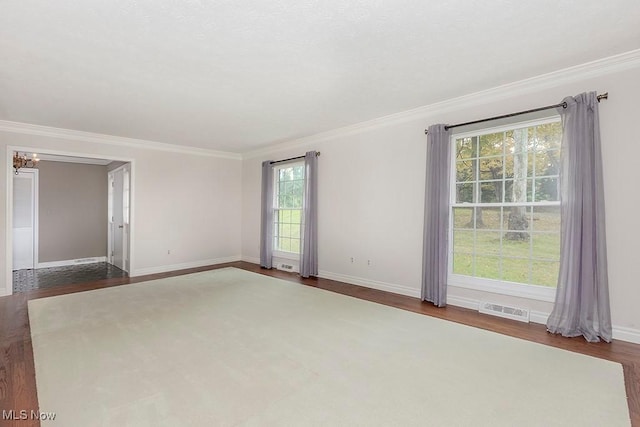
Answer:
[3,409,57,421]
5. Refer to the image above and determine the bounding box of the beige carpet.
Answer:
[29,267,630,426]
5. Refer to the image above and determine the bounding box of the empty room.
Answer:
[1,1,639,426]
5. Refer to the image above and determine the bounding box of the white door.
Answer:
[13,169,38,270]
[108,165,130,272]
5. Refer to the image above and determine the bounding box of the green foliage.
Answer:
[455,121,562,203]
[277,165,305,209]
[274,164,305,253]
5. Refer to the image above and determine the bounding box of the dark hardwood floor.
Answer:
[13,262,127,293]
[1,261,638,426]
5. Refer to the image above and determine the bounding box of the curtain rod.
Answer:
[270,151,321,165]
[424,92,608,135]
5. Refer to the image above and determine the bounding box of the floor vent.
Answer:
[479,302,530,323]
[277,263,294,271]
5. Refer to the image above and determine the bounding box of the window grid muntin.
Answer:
[450,118,561,288]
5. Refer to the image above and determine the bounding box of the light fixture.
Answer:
[13,152,40,174]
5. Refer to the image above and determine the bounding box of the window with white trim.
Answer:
[273,162,305,254]
[449,118,561,299]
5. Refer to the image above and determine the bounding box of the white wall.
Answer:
[242,60,640,341]
[1,129,243,295]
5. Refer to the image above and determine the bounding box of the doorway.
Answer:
[7,148,134,296]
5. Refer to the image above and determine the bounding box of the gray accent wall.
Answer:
[38,161,108,262]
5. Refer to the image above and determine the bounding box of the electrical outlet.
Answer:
[350,257,355,263]
[367,259,372,266]
[167,250,171,255]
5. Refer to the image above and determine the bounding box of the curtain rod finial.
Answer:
[597,92,608,102]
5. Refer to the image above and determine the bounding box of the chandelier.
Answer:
[13,152,40,174]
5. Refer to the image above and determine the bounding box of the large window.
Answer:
[273,162,305,254]
[449,118,562,299]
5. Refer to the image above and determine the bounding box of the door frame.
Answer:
[12,167,39,270]
[107,163,130,273]
[5,145,136,297]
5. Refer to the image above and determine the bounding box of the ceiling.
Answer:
[1,1,639,153]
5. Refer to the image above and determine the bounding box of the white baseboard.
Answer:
[446,295,480,311]
[37,256,107,269]
[529,310,550,325]
[241,255,261,265]
[448,294,640,344]
[611,326,640,344]
[317,270,421,298]
[131,255,241,277]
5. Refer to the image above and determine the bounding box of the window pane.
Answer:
[453,252,473,275]
[532,233,560,260]
[504,130,515,154]
[503,180,513,202]
[453,207,473,229]
[502,257,530,284]
[453,230,474,253]
[290,238,300,253]
[480,181,501,203]
[475,256,500,280]
[475,231,501,255]
[456,183,474,203]
[479,132,503,157]
[503,155,514,179]
[534,177,559,202]
[291,209,301,224]
[479,207,500,229]
[503,206,531,232]
[526,178,534,202]
[530,149,560,178]
[479,157,503,180]
[502,239,530,259]
[535,122,562,151]
[279,209,291,223]
[455,137,475,160]
[279,238,292,252]
[456,159,475,182]
[531,206,560,231]
[531,261,559,287]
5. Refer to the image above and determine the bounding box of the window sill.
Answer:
[448,274,556,302]
[273,251,299,261]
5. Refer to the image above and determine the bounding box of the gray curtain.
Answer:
[300,151,318,278]
[260,160,274,268]
[421,124,452,306]
[546,92,612,342]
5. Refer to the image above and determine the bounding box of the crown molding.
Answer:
[0,120,242,160]
[36,153,112,165]
[243,48,640,159]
